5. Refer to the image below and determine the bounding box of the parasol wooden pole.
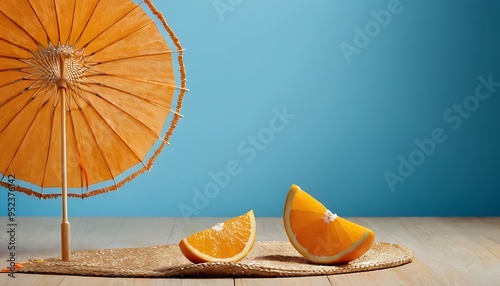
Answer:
[58,54,70,262]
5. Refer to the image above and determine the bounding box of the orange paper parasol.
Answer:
[0,0,187,261]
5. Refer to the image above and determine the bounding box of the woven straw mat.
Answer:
[16,241,413,277]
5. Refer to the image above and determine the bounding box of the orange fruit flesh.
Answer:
[179,210,256,263]
[284,184,375,265]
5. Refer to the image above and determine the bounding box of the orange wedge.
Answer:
[179,210,256,263]
[1,262,25,272]
[283,184,375,265]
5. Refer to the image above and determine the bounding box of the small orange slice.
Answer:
[1,262,25,272]
[179,210,256,263]
[283,184,375,265]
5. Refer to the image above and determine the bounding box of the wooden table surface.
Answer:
[0,217,499,285]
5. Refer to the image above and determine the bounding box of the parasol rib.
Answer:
[40,100,58,194]
[26,0,53,46]
[0,55,32,61]
[29,82,54,109]
[88,51,182,66]
[83,21,160,59]
[52,0,61,44]
[69,84,163,139]
[0,66,36,75]
[0,83,51,121]
[0,38,33,53]
[67,108,88,192]
[0,9,42,47]
[67,83,92,110]
[83,77,181,112]
[75,101,119,185]
[144,0,187,85]
[0,88,53,182]
[66,0,77,46]
[79,3,142,49]
[17,76,51,96]
[72,80,155,169]
[0,82,52,133]
[83,97,150,171]
[70,0,101,48]
[84,73,188,92]
[0,80,23,93]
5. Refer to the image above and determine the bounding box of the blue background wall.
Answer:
[4,0,500,217]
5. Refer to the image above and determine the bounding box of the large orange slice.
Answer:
[179,210,256,263]
[283,184,375,264]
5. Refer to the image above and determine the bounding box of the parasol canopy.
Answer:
[0,0,187,260]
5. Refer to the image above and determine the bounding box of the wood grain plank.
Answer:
[236,276,331,286]
[255,218,287,241]
[0,216,76,262]
[174,279,235,286]
[104,217,178,247]
[328,258,441,286]
[1,273,65,285]
[59,276,127,286]
[428,217,500,284]
[1,217,499,285]
[71,217,126,250]
[0,275,235,286]
[58,276,234,286]
[357,217,499,285]
[330,217,441,286]
[475,217,500,230]
[472,217,500,257]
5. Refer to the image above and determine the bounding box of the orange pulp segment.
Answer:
[179,210,256,263]
[283,184,375,264]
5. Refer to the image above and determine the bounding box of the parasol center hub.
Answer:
[27,43,86,87]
